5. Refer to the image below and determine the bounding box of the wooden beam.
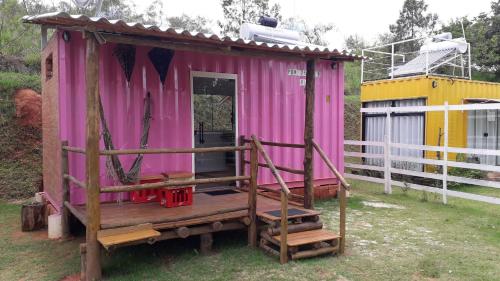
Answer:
[312,140,350,189]
[64,174,86,189]
[62,146,86,154]
[339,185,347,254]
[280,191,288,264]
[100,145,249,155]
[85,32,102,281]
[100,33,317,62]
[61,141,70,239]
[242,138,305,148]
[248,141,258,247]
[100,176,251,193]
[303,59,316,210]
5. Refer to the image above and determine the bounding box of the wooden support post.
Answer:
[339,185,347,254]
[200,233,213,255]
[280,191,288,264]
[80,243,87,281]
[239,135,246,178]
[303,59,316,209]
[248,141,258,247]
[61,141,71,239]
[85,32,102,281]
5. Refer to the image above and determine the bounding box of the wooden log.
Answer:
[242,138,305,148]
[243,160,305,175]
[339,185,347,255]
[211,221,223,231]
[200,233,213,255]
[239,135,246,178]
[290,246,337,260]
[260,241,280,257]
[80,243,87,281]
[240,216,251,226]
[312,140,350,189]
[100,176,251,193]
[251,136,291,196]
[303,59,316,210]
[62,146,86,154]
[21,202,45,231]
[64,174,86,189]
[61,140,70,239]
[267,221,323,236]
[248,141,258,248]
[100,145,249,155]
[280,191,289,264]
[85,32,102,281]
[175,227,190,238]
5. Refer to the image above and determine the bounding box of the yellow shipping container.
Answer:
[361,75,500,161]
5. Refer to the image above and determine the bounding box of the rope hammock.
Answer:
[99,92,152,184]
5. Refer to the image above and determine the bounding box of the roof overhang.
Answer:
[23,12,362,62]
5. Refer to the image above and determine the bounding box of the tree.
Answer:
[441,1,500,81]
[344,34,367,54]
[167,15,213,33]
[218,0,281,37]
[281,17,335,46]
[389,0,438,51]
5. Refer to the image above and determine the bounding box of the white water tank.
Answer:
[239,23,301,42]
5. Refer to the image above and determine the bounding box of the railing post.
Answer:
[248,140,258,247]
[390,43,395,79]
[339,184,346,254]
[85,32,102,281]
[443,102,449,204]
[280,190,288,264]
[304,59,316,210]
[61,141,70,239]
[384,109,392,194]
[239,135,246,181]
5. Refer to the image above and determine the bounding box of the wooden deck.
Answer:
[71,191,315,230]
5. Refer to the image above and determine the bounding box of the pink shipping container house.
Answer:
[23,12,360,279]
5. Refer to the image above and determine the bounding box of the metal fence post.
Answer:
[384,109,392,194]
[390,44,395,79]
[443,102,449,204]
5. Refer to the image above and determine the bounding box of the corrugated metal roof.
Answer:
[22,12,361,60]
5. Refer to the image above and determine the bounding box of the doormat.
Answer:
[265,208,307,218]
[204,189,240,196]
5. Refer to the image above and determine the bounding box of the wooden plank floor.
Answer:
[73,191,311,230]
[273,229,339,247]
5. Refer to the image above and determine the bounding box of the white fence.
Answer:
[344,102,500,205]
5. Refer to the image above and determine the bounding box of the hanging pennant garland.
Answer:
[113,44,136,83]
[148,48,175,85]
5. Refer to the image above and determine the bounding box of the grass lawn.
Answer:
[1,180,499,281]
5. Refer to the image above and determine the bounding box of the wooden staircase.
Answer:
[257,208,340,261]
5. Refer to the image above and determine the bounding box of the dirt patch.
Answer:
[12,228,48,241]
[14,88,41,127]
[362,201,406,209]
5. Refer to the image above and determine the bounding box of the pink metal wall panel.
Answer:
[57,31,344,204]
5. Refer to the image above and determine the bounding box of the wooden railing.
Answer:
[250,135,291,264]
[60,141,257,246]
[312,140,349,254]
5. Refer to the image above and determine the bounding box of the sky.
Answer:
[132,0,494,48]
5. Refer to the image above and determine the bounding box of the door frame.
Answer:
[190,70,239,178]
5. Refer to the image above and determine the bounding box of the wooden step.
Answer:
[273,229,339,247]
[257,207,320,223]
[97,223,161,250]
